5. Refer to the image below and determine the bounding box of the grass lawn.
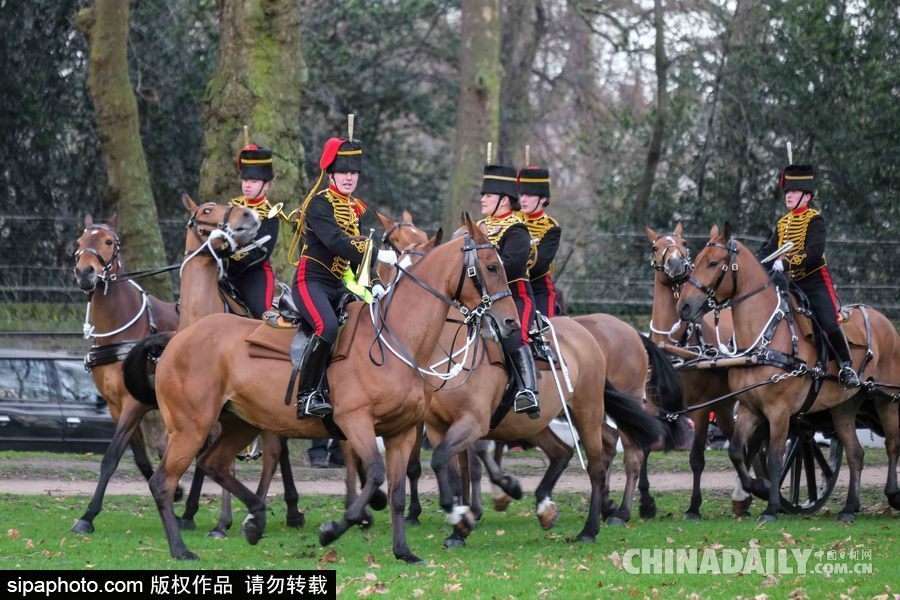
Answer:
[0,487,895,598]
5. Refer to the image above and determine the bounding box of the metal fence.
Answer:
[2,216,899,318]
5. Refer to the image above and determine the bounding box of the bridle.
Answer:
[181,203,244,280]
[650,235,693,288]
[686,238,740,312]
[381,221,425,255]
[74,224,122,292]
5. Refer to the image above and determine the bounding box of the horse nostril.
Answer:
[679,303,691,319]
[503,317,517,331]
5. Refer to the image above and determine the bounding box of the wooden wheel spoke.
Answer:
[812,441,834,480]
[803,442,818,503]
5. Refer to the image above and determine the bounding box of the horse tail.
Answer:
[603,381,666,453]
[639,334,692,451]
[123,333,173,407]
[639,333,684,413]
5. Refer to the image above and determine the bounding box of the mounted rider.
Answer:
[518,163,561,318]
[224,144,279,319]
[477,162,541,419]
[290,133,393,419]
[757,163,860,388]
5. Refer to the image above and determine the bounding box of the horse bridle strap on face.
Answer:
[687,238,739,310]
[74,225,122,289]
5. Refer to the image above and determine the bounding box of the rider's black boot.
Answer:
[296,335,333,419]
[510,345,540,419]
[829,328,860,389]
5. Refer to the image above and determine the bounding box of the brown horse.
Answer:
[677,224,900,522]
[375,212,666,546]
[645,224,754,519]
[71,213,179,534]
[123,215,519,562]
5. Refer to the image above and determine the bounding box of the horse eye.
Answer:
[105,239,113,246]
[487,264,498,273]
[203,208,211,214]
[708,261,719,268]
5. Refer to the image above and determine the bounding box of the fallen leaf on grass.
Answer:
[754,594,768,600]
[7,529,19,539]
[749,538,761,549]
[443,583,462,593]
[24,539,34,550]
[412,590,424,598]
[496,529,506,536]
[320,548,337,563]
[706,542,724,551]
[607,551,623,570]
[830,536,851,551]
[761,574,778,587]
[782,532,796,546]
[575,565,589,572]
[666,536,675,544]
[363,573,378,583]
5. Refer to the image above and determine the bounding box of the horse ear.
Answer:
[463,212,475,236]
[107,210,119,229]
[723,221,732,241]
[374,211,394,233]
[402,209,413,224]
[709,224,720,240]
[674,222,683,237]
[645,227,658,243]
[432,227,444,246]
[83,214,94,228]
[181,191,197,213]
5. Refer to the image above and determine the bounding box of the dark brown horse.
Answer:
[124,215,519,562]
[71,213,179,534]
[645,224,754,519]
[678,224,900,522]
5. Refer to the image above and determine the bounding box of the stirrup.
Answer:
[838,366,860,389]
[297,390,332,419]
[513,389,540,419]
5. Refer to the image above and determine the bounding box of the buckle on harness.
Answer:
[467,266,477,279]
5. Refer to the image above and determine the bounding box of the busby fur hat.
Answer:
[481,164,519,207]
[517,166,551,205]
[320,138,362,174]
[780,164,815,193]
[237,145,274,182]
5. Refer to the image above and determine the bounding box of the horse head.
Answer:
[74,213,121,292]
[677,222,757,323]
[645,223,692,284]
[181,192,260,255]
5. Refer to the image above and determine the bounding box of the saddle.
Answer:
[484,336,556,372]
[787,294,867,348]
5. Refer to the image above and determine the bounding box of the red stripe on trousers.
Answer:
[819,267,841,321]
[545,275,556,318]
[262,260,274,310]
[296,258,325,335]
[516,280,533,345]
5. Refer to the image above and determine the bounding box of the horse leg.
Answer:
[830,399,865,522]
[637,454,657,519]
[529,427,574,530]
[430,416,483,547]
[319,417,384,547]
[684,409,711,520]
[758,406,791,523]
[196,416,267,545]
[716,401,753,516]
[276,436,305,528]
[608,432,641,525]
[345,444,387,527]
[727,405,767,503]
[207,465,235,539]
[72,399,152,533]
[405,424,424,525]
[384,427,426,564]
[473,440,523,513]
[599,423,618,520]
[573,417,609,543]
[872,395,900,510]
[178,461,205,530]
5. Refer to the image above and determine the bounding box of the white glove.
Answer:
[772,259,785,273]
[371,283,388,299]
[377,249,398,265]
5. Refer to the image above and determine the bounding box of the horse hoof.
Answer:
[683,512,702,521]
[319,521,340,546]
[537,500,559,530]
[286,512,305,529]
[887,491,900,511]
[601,502,618,520]
[174,485,185,503]
[493,495,512,512]
[241,516,264,545]
[369,489,388,512]
[733,510,752,519]
[639,503,657,519]
[837,512,855,524]
[443,536,465,548]
[606,517,627,527]
[71,519,94,534]
[397,552,426,564]
[472,508,483,522]
[177,518,196,531]
[500,476,523,501]
[360,509,374,530]
[207,529,227,540]
[758,514,777,524]
[575,533,596,543]
[453,511,477,538]
[405,517,421,526]
[174,550,199,561]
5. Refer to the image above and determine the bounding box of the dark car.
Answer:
[0,349,116,453]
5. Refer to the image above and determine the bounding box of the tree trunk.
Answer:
[199,0,305,280]
[444,0,501,232]
[75,0,172,299]
[498,0,545,165]
[631,0,668,228]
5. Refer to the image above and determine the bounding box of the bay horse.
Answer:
[375,212,667,546]
[71,213,179,534]
[677,223,900,522]
[645,224,754,519]
[124,215,519,563]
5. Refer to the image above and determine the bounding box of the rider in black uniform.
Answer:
[477,164,541,418]
[757,163,860,388]
[224,145,279,319]
[518,166,561,318]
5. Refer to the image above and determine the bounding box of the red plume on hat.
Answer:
[319,138,345,171]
